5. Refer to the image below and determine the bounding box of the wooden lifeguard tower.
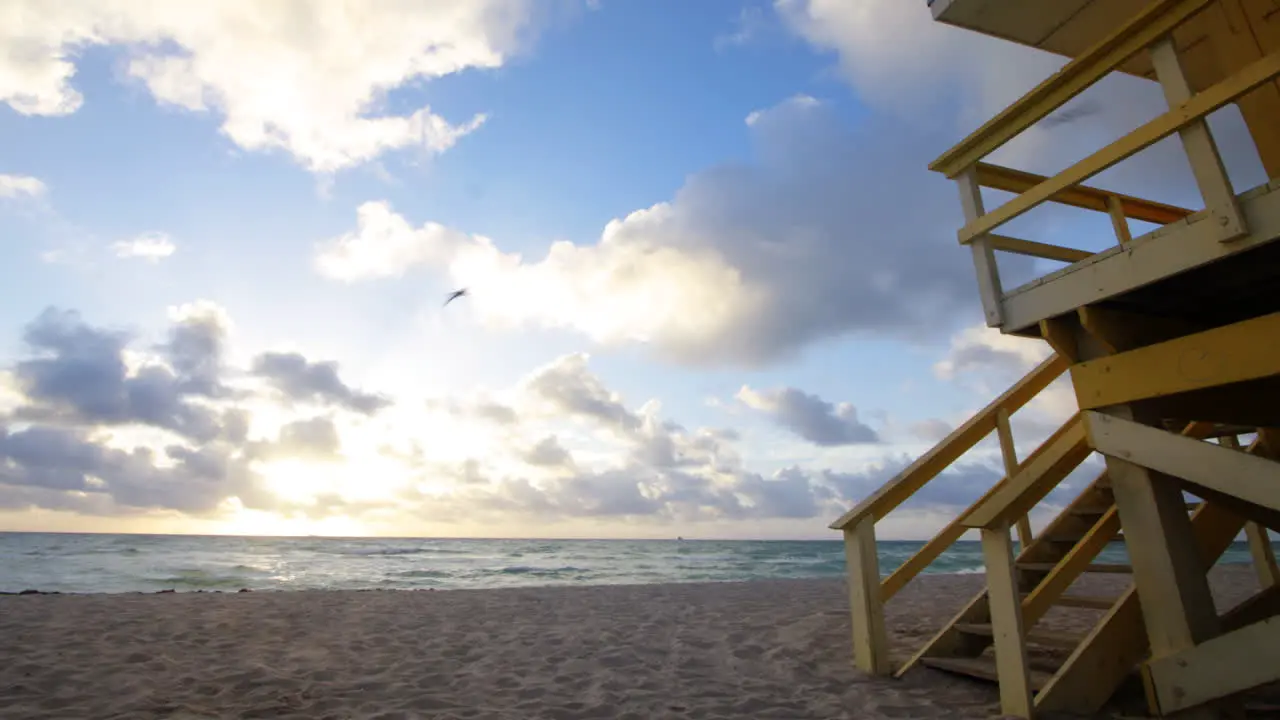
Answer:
[831,1,1280,717]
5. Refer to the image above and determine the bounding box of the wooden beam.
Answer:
[987,234,1094,264]
[1085,412,1280,515]
[982,523,1035,719]
[1150,36,1248,241]
[995,408,1034,547]
[1245,522,1280,589]
[964,414,1092,529]
[957,166,1005,328]
[958,47,1280,244]
[930,0,1218,178]
[1035,499,1249,716]
[1220,584,1280,633]
[1144,616,1280,714]
[999,182,1280,334]
[976,162,1192,226]
[844,518,891,675]
[1039,316,1080,361]
[1022,508,1122,627]
[1106,194,1134,245]
[830,355,1067,530]
[1071,311,1280,410]
[1076,305,1205,354]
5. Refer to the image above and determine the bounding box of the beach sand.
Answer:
[1,565,1272,720]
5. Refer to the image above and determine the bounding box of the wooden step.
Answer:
[953,622,1085,649]
[920,656,1055,691]
[1040,532,1126,544]
[1050,593,1121,610]
[1017,562,1133,574]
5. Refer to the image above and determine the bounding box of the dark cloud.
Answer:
[251,351,390,415]
[162,307,230,397]
[523,353,639,431]
[738,384,878,446]
[269,416,342,460]
[13,308,223,442]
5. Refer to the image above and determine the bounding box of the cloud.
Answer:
[0,173,46,199]
[251,352,390,416]
[317,95,1010,367]
[112,232,176,262]
[270,417,343,460]
[714,6,769,51]
[522,435,573,468]
[736,385,878,446]
[0,1,551,172]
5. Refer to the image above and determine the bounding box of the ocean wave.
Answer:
[147,569,255,589]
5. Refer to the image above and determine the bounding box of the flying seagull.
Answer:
[443,288,468,307]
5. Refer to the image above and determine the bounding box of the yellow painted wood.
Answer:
[988,234,1094,264]
[995,408,1035,547]
[1144,616,1280,714]
[1022,507,1122,626]
[1071,311,1280,409]
[1106,194,1133,245]
[958,47,1280,243]
[1149,36,1248,240]
[1035,497,1250,715]
[975,162,1192,225]
[982,523,1036,719]
[1076,305,1203,354]
[830,354,1067,530]
[1038,317,1079,362]
[1085,412,1280,515]
[930,0,1217,178]
[844,519,891,675]
[1000,182,1280,334]
[1245,522,1280,588]
[964,415,1092,529]
[956,166,1005,328]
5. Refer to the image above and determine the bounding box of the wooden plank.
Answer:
[1049,593,1122,610]
[1150,36,1248,241]
[954,622,1085,650]
[895,590,993,679]
[957,166,1005,328]
[1106,443,1233,718]
[1023,508,1124,626]
[1209,0,1280,179]
[1107,194,1134,245]
[930,0,1219,178]
[1076,305,1205,354]
[988,234,1095,264]
[1220,583,1280,633]
[958,47,1280,243]
[976,162,1193,226]
[1144,616,1280,714]
[1245,522,1280,588]
[1018,562,1132,574]
[1071,312,1280,409]
[829,354,1067,530]
[995,408,1035,547]
[982,523,1036,718]
[1084,412,1280,515]
[1035,498,1249,716]
[1039,316,1080,361]
[963,414,1093,529]
[1000,181,1280,334]
[844,519,891,675]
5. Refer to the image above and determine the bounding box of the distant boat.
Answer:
[677,536,684,541]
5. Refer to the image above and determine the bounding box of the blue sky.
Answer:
[0,0,1253,539]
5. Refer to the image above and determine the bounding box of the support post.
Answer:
[1106,194,1133,246]
[956,166,1004,327]
[844,517,891,675]
[996,408,1034,547]
[982,521,1035,719]
[1149,37,1247,242]
[1220,435,1279,588]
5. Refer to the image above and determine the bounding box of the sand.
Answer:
[0,565,1271,720]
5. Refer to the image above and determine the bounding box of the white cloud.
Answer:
[112,232,176,262]
[0,173,46,199]
[316,94,1002,367]
[0,1,545,172]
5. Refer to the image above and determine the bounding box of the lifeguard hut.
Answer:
[830,1,1280,717]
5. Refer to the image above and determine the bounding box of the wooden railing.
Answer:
[829,354,1067,674]
[930,0,1280,330]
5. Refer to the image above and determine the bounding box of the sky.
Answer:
[0,0,1270,540]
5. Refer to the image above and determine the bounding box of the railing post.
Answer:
[982,520,1035,718]
[956,165,1004,328]
[1105,194,1133,246]
[996,408,1034,548]
[1148,36,1247,242]
[844,517,891,675]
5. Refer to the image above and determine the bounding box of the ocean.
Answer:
[0,532,1257,594]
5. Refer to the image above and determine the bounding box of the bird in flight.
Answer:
[443,288,468,307]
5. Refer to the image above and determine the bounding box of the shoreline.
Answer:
[0,562,1253,597]
[2,566,1271,719]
